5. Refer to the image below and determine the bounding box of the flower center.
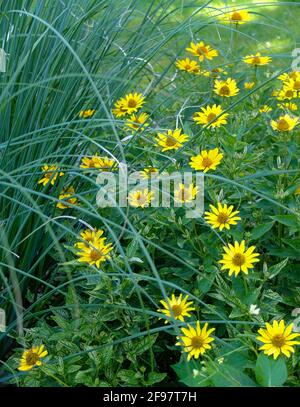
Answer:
[165,137,177,146]
[26,352,40,366]
[207,113,217,122]
[219,85,230,96]
[231,11,242,21]
[272,334,285,348]
[285,90,294,97]
[232,253,245,266]
[202,157,213,168]
[197,46,208,56]
[217,212,229,224]
[293,81,300,90]
[277,119,289,131]
[185,64,191,70]
[191,336,204,349]
[90,248,102,261]
[127,99,137,108]
[171,305,183,317]
[252,56,261,65]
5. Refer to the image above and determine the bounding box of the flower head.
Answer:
[193,104,229,128]
[259,105,273,113]
[278,102,298,112]
[243,53,272,66]
[201,67,227,78]
[57,186,78,209]
[214,78,239,97]
[112,92,145,117]
[80,155,117,171]
[18,345,48,371]
[75,228,113,268]
[276,87,296,101]
[283,78,300,92]
[176,321,215,361]
[155,129,188,152]
[174,183,198,203]
[244,82,255,90]
[79,109,96,118]
[219,240,260,277]
[175,58,201,74]
[270,115,298,132]
[186,41,218,62]
[157,293,195,324]
[125,112,149,131]
[204,203,241,231]
[223,9,251,24]
[140,167,159,179]
[128,189,154,208]
[257,320,300,359]
[189,148,223,173]
[38,165,64,187]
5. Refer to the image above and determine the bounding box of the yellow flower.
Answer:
[223,9,251,24]
[204,203,241,231]
[219,240,260,277]
[112,92,145,117]
[80,155,116,171]
[270,115,298,132]
[157,293,195,324]
[201,67,227,78]
[174,183,198,203]
[279,71,300,82]
[125,112,149,131]
[257,320,300,359]
[128,189,154,208]
[18,345,48,371]
[56,186,78,209]
[214,78,239,97]
[283,78,300,92]
[295,185,300,195]
[175,58,201,74]
[244,82,255,90]
[278,102,298,112]
[259,105,273,113]
[243,53,272,66]
[75,228,113,268]
[155,129,188,152]
[38,165,64,186]
[276,87,296,101]
[176,321,215,361]
[186,41,218,62]
[193,104,229,128]
[79,109,96,118]
[140,167,159,179]
[189,148,223,173]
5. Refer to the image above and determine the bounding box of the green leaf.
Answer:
[271,215,299,228]
[268,258,289,279]
[210,364,256,387]
[250,222,274,241]
[255,354,288,387]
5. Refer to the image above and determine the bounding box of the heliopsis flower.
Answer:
[155,129,188,152]
[80,155,116,171]
[186,41,218,62]
[175,58,201,74]
[157,293,195,323]
[214,78,239,97]
[243,53,272,66]
[112,92,145,117]
[189,148,223,173]
[278,102,298,111]
[125,112,149,131]
[201,67,227,78]
[75,228,113,268]
[259,105,273,113]
[140,167,159,179]
[176,321,215,361]
[283,78,300,92]
[270,115,298,132]
[79,109,96,118]
[276,87,296,101]
[257,320,300,359]
[244,82,255,89]
[18,345,48,371]
[56,186,78,209]
[193,104,229,128]
[204,203,241,231]
[174,183,198,203]
[278,71,300,82]
[128,189,154,208]
[223,9,251,24]
[38,165,64,186]
[219,240,260,277]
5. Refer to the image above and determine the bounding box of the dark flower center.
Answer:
[272,334,285,348]
[219,85,230,95]
[202,157,213,167]
[191,336,204,349]
[127,99,137,108]
[171,305,183,317]
[217,212,229,224]
[26,352,40,366]
[232,253,245,266]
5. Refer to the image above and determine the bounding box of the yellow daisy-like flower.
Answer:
[214,78,239,97]
[224,9,251,24]
[80,155,116,171]
[186,41,218,62]
[244,82,255,90]
[75,228,113,268]
[79,109,96,118]
[259,105,273,113]
[278,71,300,82]
[283,78,300,92]
[193,104,229,128]
[276,87,296,101]
[270,115,298,132]
[201,67,227,78]
[257,320,300,359]
[18,345,48,371]
[38,165,64,187]
[176,321,215,361]
[140,167,159,179]
[278,102,298,111]
[189,148,223,173]
[219,240,260,277]
[125,112,149,131]
[155,129,188,152]
[112,92,145,117]
[243,53,272,66]
[157,293,195,324]
[56,186,78,209]
[175,58,201,74]
[174,183,198,203]
[128,189,154,208]
[204,203,241,231]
